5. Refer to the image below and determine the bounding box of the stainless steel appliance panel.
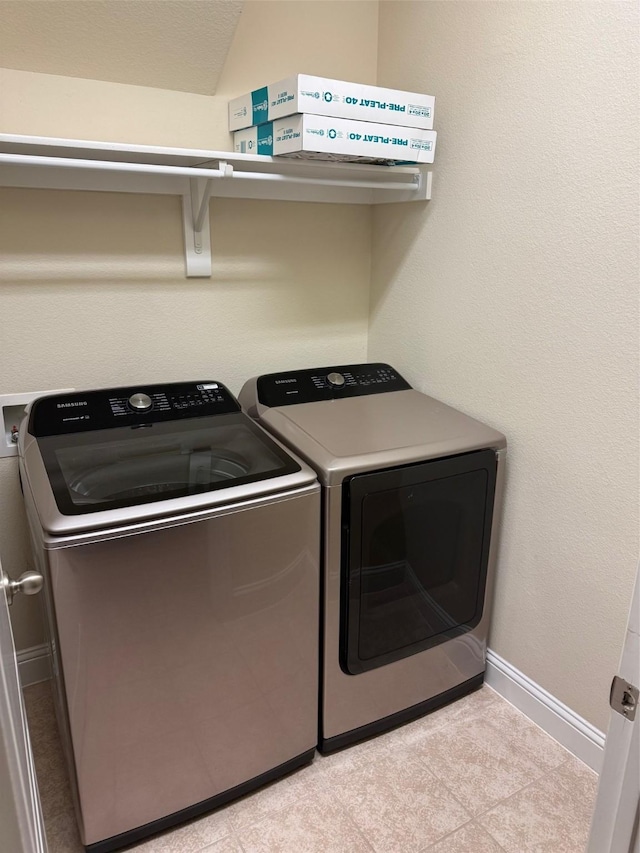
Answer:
[255,389,507,486]
[42,487,319,846]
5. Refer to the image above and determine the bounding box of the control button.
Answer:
[128,392,153,411]
[326,372,346,387]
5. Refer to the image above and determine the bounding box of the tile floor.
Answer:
[23,681,598,853]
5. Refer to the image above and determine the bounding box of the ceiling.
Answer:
[0,0,244,96]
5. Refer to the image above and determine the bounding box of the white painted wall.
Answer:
[0,0,378,650]
[371,1,639,732]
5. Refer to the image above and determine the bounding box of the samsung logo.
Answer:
[57,401,88,408]
[275,379,296,385]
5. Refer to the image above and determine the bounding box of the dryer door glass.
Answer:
[342,450,497,674]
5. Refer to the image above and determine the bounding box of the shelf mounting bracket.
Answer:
[181,163,232,278]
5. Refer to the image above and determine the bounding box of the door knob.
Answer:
[1,570,43,606]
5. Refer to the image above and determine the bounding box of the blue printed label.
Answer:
[257,123,274,155]
[251,87,269,125]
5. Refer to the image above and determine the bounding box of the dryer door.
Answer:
[342,450,497,675]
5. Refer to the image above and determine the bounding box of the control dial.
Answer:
[128,392,153,412]
[326,372,346,388]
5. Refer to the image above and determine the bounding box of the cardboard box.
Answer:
[229,74,435,131]
[233,114,437,165]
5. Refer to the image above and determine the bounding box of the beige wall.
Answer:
[0,1,378,650]
[371,1,639,732]
[0,0,379,149]
[2,0,637,735]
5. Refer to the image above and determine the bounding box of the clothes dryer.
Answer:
[19,380,320,852]
[239,363,506,753]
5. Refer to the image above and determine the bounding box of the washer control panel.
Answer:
[29,381,240,436]
[256,363,411,408]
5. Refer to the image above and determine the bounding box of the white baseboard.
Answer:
[486,648,605,773]
[17,643,51,688]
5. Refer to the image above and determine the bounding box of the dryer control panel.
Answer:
[29,381,241,436]
[256,363,411,408]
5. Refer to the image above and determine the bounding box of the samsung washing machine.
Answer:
[18,380,320,852]
[239,363,506,753]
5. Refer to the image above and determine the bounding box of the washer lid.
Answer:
[35,412,304,514]
[20,381,317,534]
[260,390,507,485]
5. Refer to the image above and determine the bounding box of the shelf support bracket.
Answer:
[181,162,233,278]
[192,177,213,234]
[181,179,211,278]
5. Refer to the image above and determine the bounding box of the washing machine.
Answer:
[18,380,320,852]
[239,363,506,753]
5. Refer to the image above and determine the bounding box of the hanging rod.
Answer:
[0,152,422,192]
[0,153,227,180]
[229,169,421,192]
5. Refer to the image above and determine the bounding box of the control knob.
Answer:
[326,372,346,388]
[128,392,153,411]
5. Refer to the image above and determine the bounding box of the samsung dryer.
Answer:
[239,363,506,753]
[19,380,320,852]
